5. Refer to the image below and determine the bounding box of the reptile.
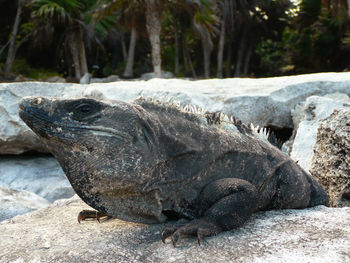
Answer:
[19,96,329,246]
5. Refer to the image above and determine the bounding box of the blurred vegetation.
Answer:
[1,0,350,81]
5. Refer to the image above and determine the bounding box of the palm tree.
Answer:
[171,0,217,78]
[4,0,32,78]
[30,0,89,79]
[145,0,163,77]
[93,0,163,77]
[92,0,144,78]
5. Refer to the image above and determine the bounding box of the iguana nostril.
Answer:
[31,97,42,106]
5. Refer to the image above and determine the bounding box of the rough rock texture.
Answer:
[140,71,174,80]
[310,108,350,207]
[0,196,348,263]
[90,75,120,83]
[0,82,84,154]
[0,185,51,221]
[44,76,66,83]
[287,93,350,171]
[0,155,73,202]
[83,73,350,129]
[2,72,350,154]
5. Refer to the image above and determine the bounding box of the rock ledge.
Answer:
[0,196,349,263]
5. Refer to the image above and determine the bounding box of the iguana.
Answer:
[19,96,329,246]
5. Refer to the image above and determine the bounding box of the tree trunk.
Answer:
[217,18,226,78]
[67,29,81,79]
[123,27,137,78]
[234,27,247,77]
[181,19,189,74]
[77,27,88,76]
[145,0,162,77]
[172,8,179,75]
[203,39,212,78]
[347,0,350,17]
[5,0,22,78]
[185,44,197,79]
[193,21,213,78]
[0,39,10,60]
[225,37,233,77]
[243,44,252,76]
[120,32,127,61]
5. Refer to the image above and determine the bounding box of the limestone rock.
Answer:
[84,73,350,130]
[310,108,350,207]
[0,196,348,262]
[0,185,51,221]
[90,75,120,83]
[140,71,174,80]
[44,76,66,83]
[2,72,350,154]
[0,155,74,202]
[285,93,350,171]
[79,73,92,84]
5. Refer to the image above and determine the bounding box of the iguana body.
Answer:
[19,96,329,245]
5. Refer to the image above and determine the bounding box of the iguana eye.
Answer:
[67,100,102,121]
[75,104,92,115]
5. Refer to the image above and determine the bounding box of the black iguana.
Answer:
[19,96,329,246]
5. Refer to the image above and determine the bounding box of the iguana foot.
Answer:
[162,178,259,247]
[161,218,222,247]
[77,210,112,223]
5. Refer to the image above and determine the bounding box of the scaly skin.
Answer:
[19,96,329,246]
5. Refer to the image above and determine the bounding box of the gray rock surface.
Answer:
[0,185,51,221]
[90,75,120,83]
[140,71,174,80]
[310,108,350,207]
[287,93,350,171]
[0,155,74,202]
[79,73,92,84]
[2,72,350,154]
[44,76,66,83]
[0,196,349,263]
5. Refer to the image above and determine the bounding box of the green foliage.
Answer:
[282,1,349,73]
[8,58,62,79]
[30,0,83,23]
[255,39,287,76]
[2,0,350,80]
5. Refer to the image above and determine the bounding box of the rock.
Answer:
[0,185,51,221]
[79,73,92,84]
[287,93,350,171]
[90,75,120,83]
[14,74,34,82]
[310,108,350,207]
[140,71,174,80]
[0,196,348,262]
[84,73,350,130]
[0,82,85,154]
[44,76,66,83]
[2,72,350,154]
[0,155,74,202]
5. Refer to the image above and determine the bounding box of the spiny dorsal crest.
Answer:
[135,97,280,148]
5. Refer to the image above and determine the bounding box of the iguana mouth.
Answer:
[65,124,133,140]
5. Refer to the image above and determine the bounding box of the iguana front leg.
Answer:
[162,178,259,246]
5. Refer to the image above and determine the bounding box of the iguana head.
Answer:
[19,96,168,222]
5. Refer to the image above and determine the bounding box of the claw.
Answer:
[161,231,167,244]
[171,236,177,247]
[77,214,82,224]
[77,210,111,223]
